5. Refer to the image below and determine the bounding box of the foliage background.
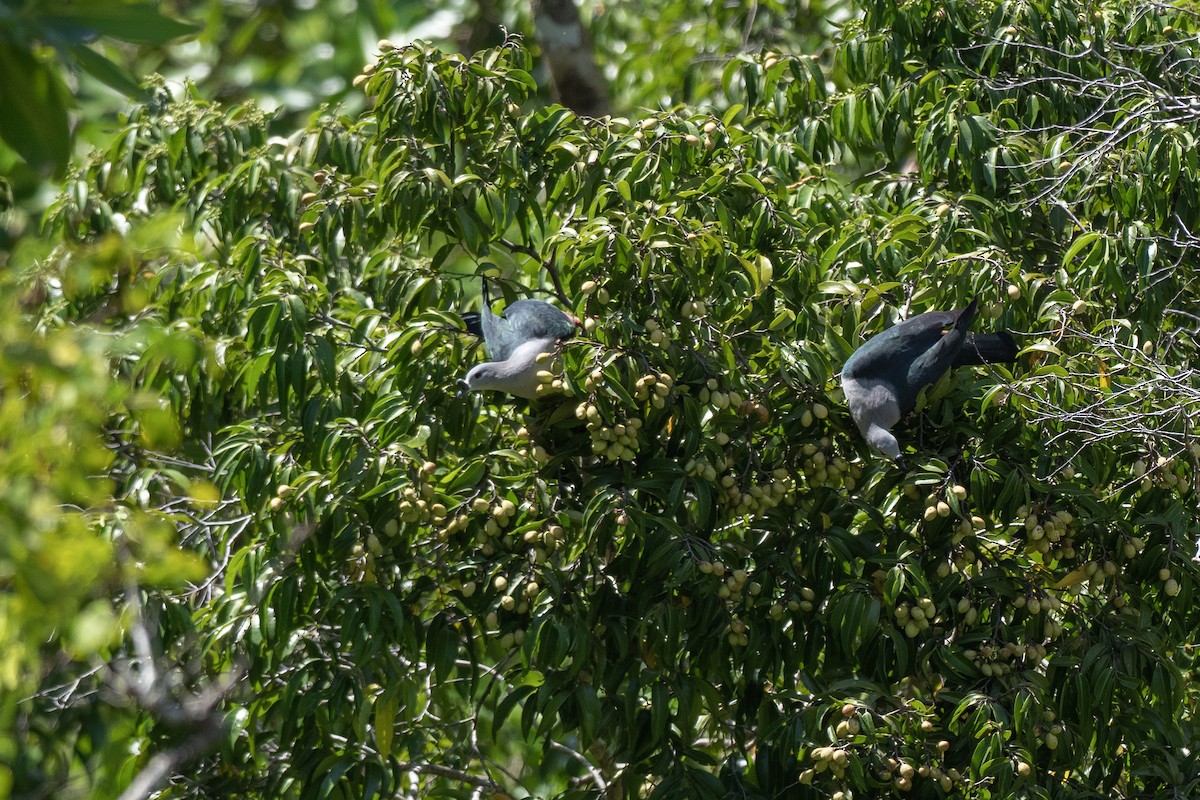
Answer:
[3,0,1200,799]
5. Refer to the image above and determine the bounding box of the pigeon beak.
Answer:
[895,455,909,471]
[456,379,472,398]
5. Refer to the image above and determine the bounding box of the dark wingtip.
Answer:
[993,330,1019,361]
[957,296,980,328]
[954,330,1020,366]
[461,312,483,337]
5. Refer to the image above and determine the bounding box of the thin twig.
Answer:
[498,237,571,305]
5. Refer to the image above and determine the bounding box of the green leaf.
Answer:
[65,43,145,97]
[0,42,72,173]
[373,689,399,759]
[1061,231,1103,269]
[41,4,201,45]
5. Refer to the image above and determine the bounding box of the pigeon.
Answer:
[458,280,578,399]
[841,298,1018,463]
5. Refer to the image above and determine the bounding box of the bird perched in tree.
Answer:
[459,280,579,400]
[841,297,1018,464]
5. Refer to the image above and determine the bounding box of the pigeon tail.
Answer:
[461,311,483,337]
[952,331,1018,367]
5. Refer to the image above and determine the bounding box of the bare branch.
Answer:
[116,716,225,800]
[549,739,608,791]
[110,585,243,800]
[499,237,572,305]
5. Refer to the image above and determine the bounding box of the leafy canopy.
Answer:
[9,0,1200,798]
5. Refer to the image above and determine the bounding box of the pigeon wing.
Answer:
[480,300,574,362]
[903,301,978,408]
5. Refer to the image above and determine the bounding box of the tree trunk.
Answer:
[531,0,610,117]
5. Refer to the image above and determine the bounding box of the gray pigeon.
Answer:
[459,281,578,399]
[841,298,1017,462]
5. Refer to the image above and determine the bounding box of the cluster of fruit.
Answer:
[575,401,644,462]
[632,371,673,408]
[397,462,447,526]
[963,640,1050,677]
[894,596,938,638]
[468,496,518,558]
[1015,504,1077,559]
[533,352,569,396]
[715,466,794,515]
[1133,452,1192,493]
[799,438,861,490]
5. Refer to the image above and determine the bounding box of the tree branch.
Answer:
[499,237,571,305]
